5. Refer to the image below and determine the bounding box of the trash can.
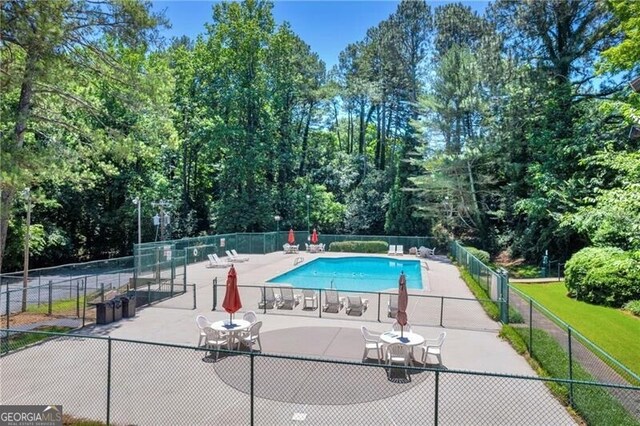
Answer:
[96,301,113,325]
[120,295,136,318]
[112,298,123,322]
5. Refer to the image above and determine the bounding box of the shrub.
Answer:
[328,241,388,253]
[464,246,491,264]
[564,247,640,307]
[624,300,640,316]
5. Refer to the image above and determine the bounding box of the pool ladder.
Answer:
[293,256,304,266]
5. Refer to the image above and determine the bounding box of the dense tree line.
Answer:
[1,0,638,272]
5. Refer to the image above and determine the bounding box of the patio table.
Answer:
[380,331,425,361]
[211,319,251,349]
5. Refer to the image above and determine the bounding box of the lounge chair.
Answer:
[388,245,396,256]
[418,246,436,258]
[419,332,446,366]
[323,289,342,313]
[231,249,250,262]
[196,315,212,347]
[361,326,383,363]
[387,294,398,318]
[207,253,231,268]
[225,250,241,262]
[396,245,404,255]
[277,287,299,309]
[258,287,276,309]
[345,295,369,316]
[386,343,411,379]
[302,289,318,310]
[239,321,262,352]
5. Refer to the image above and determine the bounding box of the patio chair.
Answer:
[319,243,325,252]
[302,289,318,310]
[258,287,276,309]
[419,332,446,366]
[195,315,212,347]
[202,326,228,361]
[322,289,342,313]
[242,310,258,324]
[207,253,231,268]
[231,249,250,262]
[387,294,398,318]
[239,321,262,352]
[391,321,413,333]
[345,296,368,316]
[396,245,404,255]
[388,245,396,256]
[385,343,411,379]
[361,326,383,363]
[277,287,299,309]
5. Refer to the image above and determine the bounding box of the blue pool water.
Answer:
[267,256,423,292]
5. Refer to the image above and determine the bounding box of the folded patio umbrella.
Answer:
[222,265,242,325]
[288,228,295,244]
[311,228,319,244]
[396,272,409,338]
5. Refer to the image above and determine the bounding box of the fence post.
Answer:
[5,287,10,329]
[106,337,112,425]
[184,249,188,292]
[529,298,533,353]
[318,289,322,318]
[377,292,381,322]
[568,327,574,407]
[439,297,444,327]
[101,283,105,302]
[193,283,197,310]
[212,278,217,311]
[82,277,87,328]
[76,280,80,317]
[250,352,255,425]
[38,281,41,307]
[69,274,73,299]
[48,280,53,315]
[434,370,439,425]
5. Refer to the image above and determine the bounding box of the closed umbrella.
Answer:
[311,228,319,244]
[222,265,242,325]
[288,229,295,245]
[396,272,409,341]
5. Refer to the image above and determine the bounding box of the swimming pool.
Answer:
[267,256,423,292]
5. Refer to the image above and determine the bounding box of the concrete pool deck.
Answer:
[0,251,577,425]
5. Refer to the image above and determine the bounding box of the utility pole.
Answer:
[22,188,31,312]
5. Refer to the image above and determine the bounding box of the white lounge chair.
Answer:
[420,332,446,366]
[396,245,404,255]
[388,245,396,256]
[207,253,231,268]
[387,294,398,318]
[391,321,413,334]
[323,289,342,313]
[239,321,262,352]
[386,343,411,379]
[302,289,318,310]
[202,326,229,361]
[277,287,299,309]
[345,296,369,316]
[231,249,249,261]
[361,326,383,363]
[258,287,276,309]
[195,315,212,347]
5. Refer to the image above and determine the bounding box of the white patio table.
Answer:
[210,319,251,349]
[380,331,425,361]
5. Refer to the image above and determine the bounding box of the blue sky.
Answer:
[152,1,488,69]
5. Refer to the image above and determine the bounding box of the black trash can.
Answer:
[112,298,123,322]
[96,301,113,325]
[120,295,136,318]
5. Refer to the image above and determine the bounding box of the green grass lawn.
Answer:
[513,282,640,378]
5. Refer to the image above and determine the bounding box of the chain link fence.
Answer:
[4,330,637,425]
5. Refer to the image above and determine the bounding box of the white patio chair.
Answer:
[323,289,342,313]
[195,315,212,347]
[302,289,318,310]
[242,310,258,324]
[360,326,383,363]
[387,294,398,318]
[420,332,446,366]
[388,245,396,255]
[202,326,228,361]
[231,249,250,262]
[239,321,263,352]
[345,295,369,316]
[386,343,411,379]
[396,245,404,255]
[391,321,413,333]
[258,287,276,309]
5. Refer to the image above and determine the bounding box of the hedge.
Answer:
[464,246,491,264]
[328,241,388,253]
[564,247,640,307]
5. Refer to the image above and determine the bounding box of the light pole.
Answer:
[152,200,171,241]
[22,188,31,312]
[306,194,310,233]
[132,196,141,246]
[274,215,281,233]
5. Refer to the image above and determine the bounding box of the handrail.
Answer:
[293,257,304,266]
